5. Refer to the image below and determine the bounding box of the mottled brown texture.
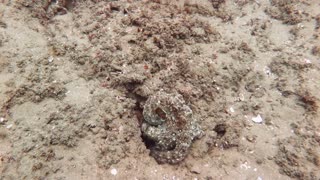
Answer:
[141,91,202,164]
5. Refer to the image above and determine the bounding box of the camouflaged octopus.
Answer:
[141,91,202,164]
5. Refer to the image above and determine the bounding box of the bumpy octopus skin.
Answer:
[141,91,202,164]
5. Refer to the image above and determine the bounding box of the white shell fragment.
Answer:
[252,114,263,123]
[6,124,13,129]
[0,117,5,124]
[110,168,118,176]
[303,58,311,64]
[263,66,272,76]
[48,56,54,63]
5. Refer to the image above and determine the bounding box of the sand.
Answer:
[0,0,320,179]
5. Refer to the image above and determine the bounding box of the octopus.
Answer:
[141,91,202,164]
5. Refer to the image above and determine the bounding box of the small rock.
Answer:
[256,158,264,164]
[32,162,43,171]
[190,164,201,174]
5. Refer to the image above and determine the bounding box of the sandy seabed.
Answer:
[0,0,320,179]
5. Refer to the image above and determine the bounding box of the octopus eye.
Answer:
[154,107,167,120]
[167,141,176,151]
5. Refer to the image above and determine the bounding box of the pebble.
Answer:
[190,164,201,174]
[256,159,264,164]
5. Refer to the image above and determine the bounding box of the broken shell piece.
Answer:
[238,94,245,101]
[263,66,272,76]
[303,58,311,64]
[48,56,54,63]
[252,114,263,123]
[110,168,117,176]
[0,117,5,124]
[6,124,13,129]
